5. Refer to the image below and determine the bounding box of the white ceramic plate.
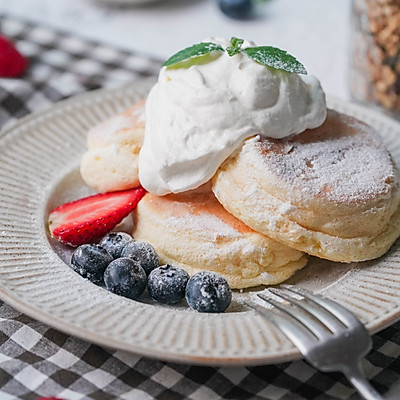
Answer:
[1,78,400,366]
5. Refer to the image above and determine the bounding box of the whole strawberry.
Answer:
[0,34,28,77]
[48,187,146,247]
[38,397,65,400]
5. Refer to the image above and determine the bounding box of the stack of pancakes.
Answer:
[81,103,400,289]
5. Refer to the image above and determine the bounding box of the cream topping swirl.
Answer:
[139,38,327,195]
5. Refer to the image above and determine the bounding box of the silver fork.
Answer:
[246,285,384,400]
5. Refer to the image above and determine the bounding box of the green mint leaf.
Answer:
[162,42,224,68]
[226,37,244,57]
[243,46,307,74]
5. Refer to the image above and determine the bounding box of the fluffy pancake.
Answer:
[132,183,308,289]
[80,101,145,193]
[212,109,400,262]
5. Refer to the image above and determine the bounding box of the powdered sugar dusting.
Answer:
[88,115,136,142]
[248,110,397,203]
[166,213,241,240]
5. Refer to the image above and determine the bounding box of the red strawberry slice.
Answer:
[0,34,28,78]
[48,187,146,246]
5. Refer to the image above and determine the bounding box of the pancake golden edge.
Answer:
[132,184,307,289]
[212,110,400,262]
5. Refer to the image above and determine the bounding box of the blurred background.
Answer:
[0,0,350,99]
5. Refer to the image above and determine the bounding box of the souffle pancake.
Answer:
[132,183,307,289]
[212,109,400,262]
[80,101,145,193]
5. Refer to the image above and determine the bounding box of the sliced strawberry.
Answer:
[0,34,28,78]
[48,187,146,247]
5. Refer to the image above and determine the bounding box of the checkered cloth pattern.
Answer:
[1,14,400,400]
[0,15,160,130]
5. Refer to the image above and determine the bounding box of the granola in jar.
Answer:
[350,0,400,117]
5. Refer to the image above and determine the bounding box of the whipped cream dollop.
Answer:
[139,38,327,195]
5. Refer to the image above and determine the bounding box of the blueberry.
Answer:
[99,232,134,259]
[104,257,147,300]
[120,241,159,275]
[218,0,253,20]
[185,271,232,313]
[147,264,190,305]
[71,244,112,284]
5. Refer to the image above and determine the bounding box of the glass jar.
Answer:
[350,0,400,119]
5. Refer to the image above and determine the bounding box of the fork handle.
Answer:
[343,361,383,400]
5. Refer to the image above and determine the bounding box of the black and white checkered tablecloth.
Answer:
[1,14,400,400]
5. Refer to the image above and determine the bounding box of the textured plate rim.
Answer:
[1,79,400,366]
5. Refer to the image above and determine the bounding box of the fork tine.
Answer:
[269,287,347,335]
[245,299,317,354]
[250,289,382,400]
[258,292,331,340]
[281,285,366,329]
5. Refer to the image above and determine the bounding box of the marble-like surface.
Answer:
[0,0,351,99]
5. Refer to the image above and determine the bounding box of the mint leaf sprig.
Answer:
[226,37,244,56]
[162,37,307,75]
[243,46,307,75]
[162,42,224,68]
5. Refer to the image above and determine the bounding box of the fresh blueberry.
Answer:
[147,264,190,305]
[218,0,253,20]
[71,244,112,284]
[104,257,147,300]
[185,271,232,313]
[99,231,134,259]
[120,241,159,275]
